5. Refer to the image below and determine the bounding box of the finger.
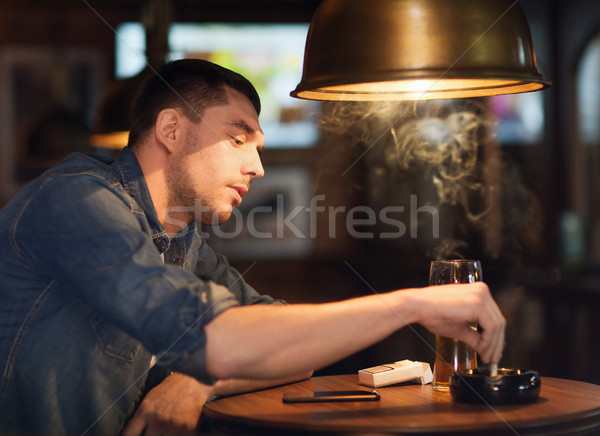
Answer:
[492,320,506,363]
[478,306,505,364]
[157,425,195,436]
[121,416,146,436]
[487,302,506,363]
[471,285,501,358]
[477,322,496,363]
[143,421,166,436]
[477,322,497,363]
[475,330,496,364]
[452,324,481,353]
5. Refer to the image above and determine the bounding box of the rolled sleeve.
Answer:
[154,282,239,383]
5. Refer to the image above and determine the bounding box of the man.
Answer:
[0,59,505,435]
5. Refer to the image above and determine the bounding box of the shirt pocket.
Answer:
[90,313,142,363]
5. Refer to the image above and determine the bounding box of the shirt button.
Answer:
[172,258,182,265]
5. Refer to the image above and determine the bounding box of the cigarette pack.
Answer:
[358,359,433,388]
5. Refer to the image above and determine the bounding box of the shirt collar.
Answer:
[112,146,170,252]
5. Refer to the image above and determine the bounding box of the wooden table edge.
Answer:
[203,375,600,435]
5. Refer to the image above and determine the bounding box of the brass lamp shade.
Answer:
[291,0,551,101]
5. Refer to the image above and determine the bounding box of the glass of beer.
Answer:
[429,259,481,392]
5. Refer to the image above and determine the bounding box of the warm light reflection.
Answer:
[294,78,546,101]
[89,131,130,150]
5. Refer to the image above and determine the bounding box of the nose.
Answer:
[243,148,265,179]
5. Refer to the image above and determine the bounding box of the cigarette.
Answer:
[490,363,498,377]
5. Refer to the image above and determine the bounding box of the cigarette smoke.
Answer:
[316,99,542,262]
[386,101,490,223]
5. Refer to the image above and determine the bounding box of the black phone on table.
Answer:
[282,390,380,403]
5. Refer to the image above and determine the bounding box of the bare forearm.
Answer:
[205,291,413,380]
[205,283,505,381]
[211,371,313,398]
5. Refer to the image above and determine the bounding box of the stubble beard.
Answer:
[165,130,232,227]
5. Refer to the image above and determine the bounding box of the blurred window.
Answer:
[488,91,545,145]
[115,22,320,149]
[576,31,600,264]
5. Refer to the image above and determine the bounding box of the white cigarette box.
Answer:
[358,359,433,388]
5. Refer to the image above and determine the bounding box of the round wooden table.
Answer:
[203,374,600,435]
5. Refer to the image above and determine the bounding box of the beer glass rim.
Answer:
[430,259,480,264]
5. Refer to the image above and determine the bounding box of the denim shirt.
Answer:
[0,147,279,435]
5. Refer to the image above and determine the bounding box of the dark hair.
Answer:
[127,59,261,147]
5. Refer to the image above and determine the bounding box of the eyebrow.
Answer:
[228,119,256,134]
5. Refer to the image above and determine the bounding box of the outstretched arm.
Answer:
[205,282,505,380]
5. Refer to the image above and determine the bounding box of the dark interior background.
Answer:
[2,0,600,384]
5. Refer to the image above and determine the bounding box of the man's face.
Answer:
[166,87,265,225]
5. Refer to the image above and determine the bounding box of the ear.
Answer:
[155,108,181,154]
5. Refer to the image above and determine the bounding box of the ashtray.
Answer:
[450,368,541,405]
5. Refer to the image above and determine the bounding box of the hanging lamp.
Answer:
[291,0,551,101]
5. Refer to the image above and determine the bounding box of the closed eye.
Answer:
[231,136,244,146]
